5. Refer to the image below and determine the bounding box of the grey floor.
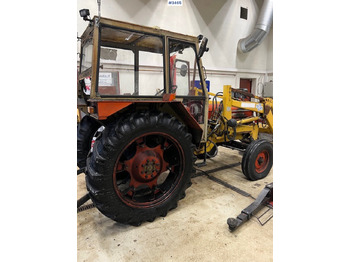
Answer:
[77,146,273,262]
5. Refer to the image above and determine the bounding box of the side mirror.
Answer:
[180,64,188,77]
[198,37,209,58]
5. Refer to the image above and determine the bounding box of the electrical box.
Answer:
[263,82,273,98]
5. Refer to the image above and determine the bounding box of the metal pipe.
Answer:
[238,0,273,53]
[97,0,101,18]
[237,116,260,125]
[77,193,91,208]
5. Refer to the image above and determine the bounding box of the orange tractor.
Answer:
[77,11,273,225]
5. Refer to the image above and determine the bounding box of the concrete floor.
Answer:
[77,146,273,262]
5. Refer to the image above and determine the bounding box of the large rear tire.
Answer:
[86,112,195,225]
[241,139,273,181]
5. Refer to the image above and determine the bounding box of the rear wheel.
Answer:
[241,139,273,181]
[86,112,195,225]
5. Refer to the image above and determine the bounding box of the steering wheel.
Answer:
[155,88,164,96]
[155,85,178,96]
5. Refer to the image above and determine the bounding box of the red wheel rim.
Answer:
[255,150,269,173]
[112,132,185,208]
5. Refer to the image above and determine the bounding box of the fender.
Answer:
[95,99,203,145]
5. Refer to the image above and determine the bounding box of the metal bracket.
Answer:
[195,142,207,167]
[77,193,91,208]
[95,17,100,27]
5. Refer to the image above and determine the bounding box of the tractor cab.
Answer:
[78,16,209,132]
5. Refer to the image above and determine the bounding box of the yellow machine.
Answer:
[195,85,273,181]
[197,85,272,151]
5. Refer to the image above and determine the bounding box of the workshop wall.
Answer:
[77,0,273,95]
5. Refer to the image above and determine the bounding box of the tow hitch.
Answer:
[227,183,273,231]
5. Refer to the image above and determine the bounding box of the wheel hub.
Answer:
[123,144,167,187]
[134,152,161,181]
[257,156,264,165]
[255,151,269,173]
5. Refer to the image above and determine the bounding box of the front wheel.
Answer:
[86,112,195,225]
[241,139,273,181]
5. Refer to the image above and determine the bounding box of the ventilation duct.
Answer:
[238,0,273,53]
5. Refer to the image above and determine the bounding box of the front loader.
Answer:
[77,12,273,225]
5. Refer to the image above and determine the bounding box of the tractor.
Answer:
[77,12,273,226]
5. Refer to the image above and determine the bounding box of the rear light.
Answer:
[90,126,105,152]
[90,137,97,152]
[87,106,95,114]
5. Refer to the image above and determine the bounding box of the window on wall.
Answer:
[240,7,248,20]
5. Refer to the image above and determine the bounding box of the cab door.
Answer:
[168,39,207,128]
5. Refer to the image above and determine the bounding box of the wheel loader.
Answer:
[77,12,273,226]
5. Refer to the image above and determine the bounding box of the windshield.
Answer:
[97,27,165,97]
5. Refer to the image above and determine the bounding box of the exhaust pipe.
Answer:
[238,0,273,53]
